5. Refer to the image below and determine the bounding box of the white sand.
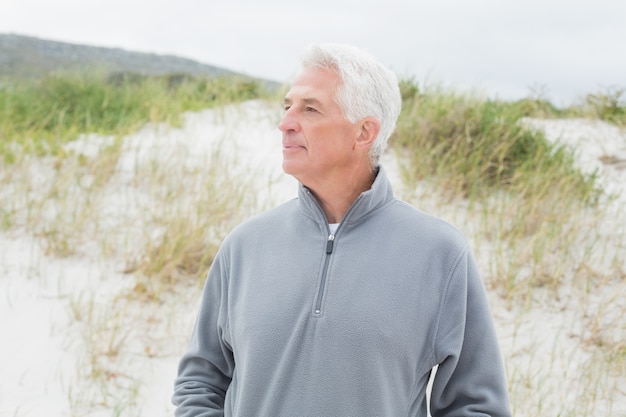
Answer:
[1,101,625,416]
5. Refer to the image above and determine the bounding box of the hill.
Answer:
[0,33,271,83]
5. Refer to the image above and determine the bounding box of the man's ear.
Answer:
[355,117,381,149]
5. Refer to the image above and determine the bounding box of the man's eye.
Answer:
[284,105,291,111]
[305,107,318,112]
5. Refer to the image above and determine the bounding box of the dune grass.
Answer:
[579,85,626,125]
[0,72,266,162]
[502,84,626,125]
[393,80,600,200]
[0,72,271,253]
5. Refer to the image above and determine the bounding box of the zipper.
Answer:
[311,193,364,316]
[314,233,334,314]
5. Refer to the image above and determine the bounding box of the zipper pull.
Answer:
[326,234,335,254]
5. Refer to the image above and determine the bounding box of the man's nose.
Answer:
[278,109,299,133]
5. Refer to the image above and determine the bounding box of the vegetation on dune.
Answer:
[0,72,271,299]
[0,72,269,162]
[393,79,600,201]
[507,84,626,125]
[582,85,626,125]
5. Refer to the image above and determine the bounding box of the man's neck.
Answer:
[306,167,377,224]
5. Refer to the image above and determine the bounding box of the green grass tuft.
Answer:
[392,81,599,202]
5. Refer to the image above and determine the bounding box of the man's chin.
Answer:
[281,162,297,176]
[281,161,305,181]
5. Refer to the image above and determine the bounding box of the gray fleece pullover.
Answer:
[173,167,511,417]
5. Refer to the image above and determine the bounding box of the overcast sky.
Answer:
[1,0,625,106]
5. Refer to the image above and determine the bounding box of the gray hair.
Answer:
[300,43,402,166]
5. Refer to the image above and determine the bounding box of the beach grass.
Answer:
[0,72,267,162]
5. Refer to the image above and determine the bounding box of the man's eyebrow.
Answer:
[303,98,322,106]
[283,97,323,106]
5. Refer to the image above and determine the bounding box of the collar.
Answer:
[296,166,395,227]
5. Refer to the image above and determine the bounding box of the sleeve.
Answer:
[172,252,235,417]
[430,247,512,417]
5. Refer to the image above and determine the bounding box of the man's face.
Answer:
[279,67,361,185]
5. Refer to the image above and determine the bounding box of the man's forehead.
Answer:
[284,68,338,101]
[284,85,334,105]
